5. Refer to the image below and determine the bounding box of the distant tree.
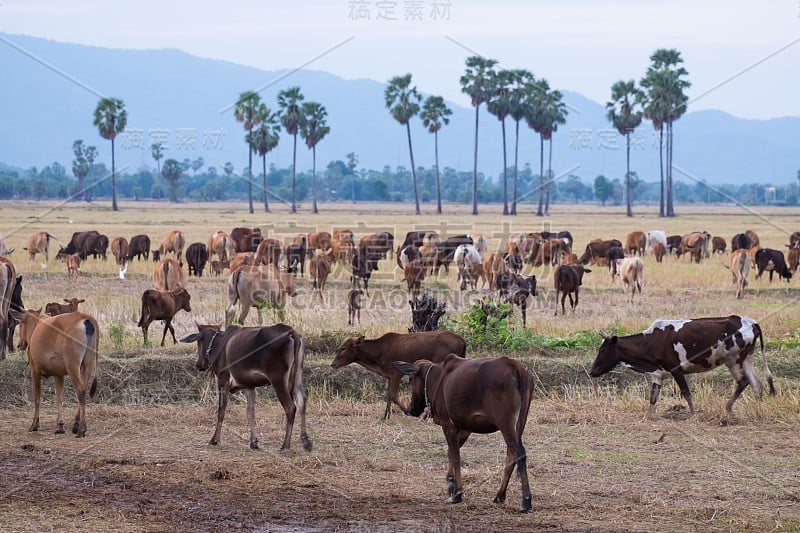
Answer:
[93,97,127,211]
[300,101,330,214]
[606,79,644,217]
[385,74,422,215]
[248,104,280,212]
[71,139,89,200]
[524,78,549,216]
[460,55,498,215]
[486,69,514,215]
[234,90,262,213]
[420,95,452,214]
[278,86,305,213]
[540,87,568,215]
[161,158,182,202]
[150,143,164,174]
[346,152,358,174]
[180,158,191,173]
[191,157,204,175]
[563,174,585,203]
[223,162,234,178]
[507,69,534,215]
[83,145,97,201]
[594,175,614,206]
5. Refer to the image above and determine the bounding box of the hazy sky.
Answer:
[2,0,799,119]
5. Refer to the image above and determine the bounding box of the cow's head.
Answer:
[151,250,161,262]
[180,322,223,372]
[10,308,42,351]
[589,331,620,377]
[332,335,365,368]
[174,288,192,313]
[55,247,68,260]
[393,359,432,417]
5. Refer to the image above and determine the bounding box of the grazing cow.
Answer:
[787,247,799,273]
[230,226,262,253]
[0,234,13,256]
[332,237,355,266]
[578,239,622,265]
[137,288,191,346]
[286,236,307,277]
[533,238,570,266]
[158,230,186,261]
[617,257,643,303]
[559,252,580,266]
[359,231,394,259]
[229,252,254,272]
[666,235,683,255]
[12,309,99,437]
[210,260,229,277]
[403,260,426,301]
[731,232,752,251]
[351,245,380,296]
[482,253,508,291]
[226,264,297,325]
[711,236,726,254]
[332,331,467,419]
[679,231,710,263]
[754,248,792,283]
[180,323,312,452]
[207,231,234,263]
[728,249,750,299]
[333,229,355,244]
[185,242,208,277]
[645,230,668,253]
[309,250,334,301]
[397,244,420,269]
[606,246,625,280]
[347,288,363,325]
[0,257,17,359]
[5,275,23,353]
[542,230,574,253]
[255,238,283,267]
[24,231,54,262]
[454,244,484,291]
[504,251,523,274]
[129,234,151,261]
[153,258,186,291]
[434,235,473,275]
[590,316,775,416]
[624,231,646,256]
[470,233,488,256]
[418,243,439,276]
[92,234,109,260]
[45,297,85,317]
[495,272,538,327]
[394,355,533,511]
[652,242,666,263]
[305,231,333,255]
[64,253,81,281]
[745,229,760,248]
[56,230,103,260]
[554,264,592,315]
[110,237,130,265]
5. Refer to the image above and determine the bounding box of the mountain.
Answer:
[1,33,798,185]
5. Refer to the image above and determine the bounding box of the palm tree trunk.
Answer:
[247,135,254,214]
[626,132,633,217]
[658,124,664,217]
[312,145,318,214]
[536,134,544,217]
[512,119,519,215]
[667,122,675,217]
[501,118,508,215]
[262,153,270,213]
[472,106,480,215]
[111,137,118,212]
[545,137,553,215]
[434,130,442,215]
[406,123,420,216]
[291,133,297,213]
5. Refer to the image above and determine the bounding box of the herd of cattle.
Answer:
[0,223,794,511]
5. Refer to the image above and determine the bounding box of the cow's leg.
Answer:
[573,288,579,311]
[210,385,228,446]
[142,321,149,346]
[385,375,403,419]
[445,431,470,497]
[670,370,695,414]
[726,357,759,412]
[29,370,42,432]
[53,376,65,434]
[160,319,171,347]
[244,388,259,450]
[273,382,297,451]
[443,429,467,504]
[647,371,668,419]
[291,376,312,452]
[521,301,527,328]
[74,383,87,438]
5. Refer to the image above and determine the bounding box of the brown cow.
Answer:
[679,231,710,263]
[711,236,727,255]
[230,226,262,253]
[129,234,151,261]
[332,237,355,266]
[0,257,17,359]
[403,259,426,301]
[482,253,508,291]
[180,323,312,452]
[745,230,760,248]
[309,250,334,301]
[64,254,81,281]
[347,288,363,325]
[624,231,646,256]
[153,258,186,291]
[554,264,592,315]
[729,249,750,299]
[226,264,297,325]
[110,237,130,265]
[207,231,234,262]
[395,355,533,511]
[652,242,666,263]
[332,331,467,419]
[45,298,85,317]
[534,238,569,266]
[559,252,580,266]
[24,231,54,262]
[578,239,622,265]
[137,288,191,346]
[229,252,254,272]
[787,247,799,273]
[255,238,283,266]
[418,243,439,275]
[617,257,643,304]
[359,232,394,259]
[210,260,230,276]
[470,233,488,256]
[12,309,99,437]
[305,231,333,254]
[0,234,13,257]
[158,230,185,261]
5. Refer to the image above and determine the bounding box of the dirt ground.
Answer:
[1,398,798,533]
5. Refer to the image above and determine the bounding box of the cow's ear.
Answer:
[611,335,618,344]
[179,333,199,344]
[393,361,419,376]
[584,268,592,273]
[9,309,23,323]
[64,298,70,303]
[355,335,365,345]
[77,299,86,303]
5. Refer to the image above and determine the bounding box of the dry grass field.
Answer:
[1,200,800,532]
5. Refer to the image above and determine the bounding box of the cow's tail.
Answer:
[137,291,149,328]
[755,323,776,396]
[514,362,533,479]
[82,318,99,399]
[225,270,242,324]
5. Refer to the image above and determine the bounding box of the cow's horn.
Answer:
[599,330,610,340]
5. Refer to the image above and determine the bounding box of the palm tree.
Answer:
[486,69,513,215]
[385,74,422,215]
[161,158,182,202]
[541,88,568,215]
[278,87,305,213]
[248,104,280,213]
[151,142,164,174]
[420,95,452,214]
[606,80,644,217]
[93,97,127,211]
[300,102,330,214]
[460,55,498,215]
[234,90,262,214]
[524,79,549,216]
[71,140,89,200]
[507,69,534,215]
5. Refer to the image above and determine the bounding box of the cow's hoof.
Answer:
[29,425,38,432]
[520,495,532,513]
[301,435,313,452]
[446,477,455,497]
[55,423,65,434]
[249,440,259,450]
[71,422,80,434]
[75,429,86,438]
[446,491,463,504]
[208,439,219,446]
[493,493,506,505]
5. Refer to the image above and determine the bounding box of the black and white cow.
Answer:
[589,316,775,417]
[754,248,792,283]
